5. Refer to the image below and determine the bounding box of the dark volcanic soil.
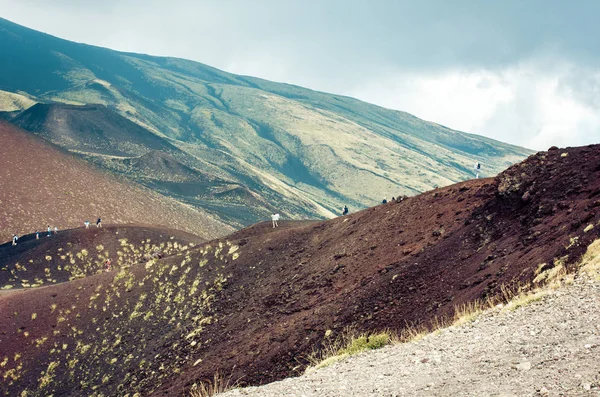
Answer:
[1,145,600,397]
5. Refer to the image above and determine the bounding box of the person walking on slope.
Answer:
[84,220,90,229]
[271,213,280,228]
[54,226,58,234]
[342,205,349,215]
[12,234,18,246]
[96,218,102,228]
[47,225,52,237]
[35,231,39,240]
[474,161,481,179]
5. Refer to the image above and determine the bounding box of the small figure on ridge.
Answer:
[474,161,481,179]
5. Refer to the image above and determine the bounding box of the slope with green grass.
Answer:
[0,17,533,226]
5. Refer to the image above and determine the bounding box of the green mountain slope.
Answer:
[0,17,533,226]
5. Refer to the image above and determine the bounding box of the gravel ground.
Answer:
[222,275,600,397]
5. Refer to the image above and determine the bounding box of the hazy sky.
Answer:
[2,0,600,150]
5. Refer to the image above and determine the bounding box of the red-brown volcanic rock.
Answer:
[1,145,599,397]
[0,120,232,242]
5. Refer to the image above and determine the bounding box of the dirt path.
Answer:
[223,275,600,397]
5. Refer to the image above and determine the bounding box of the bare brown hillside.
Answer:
[0,121,233,241]
[222,265,600,397]
[0,144,599,397]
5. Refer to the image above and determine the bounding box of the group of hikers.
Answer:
[337,162,482,217]
[10,218,102,246]
[340,195,408,217]
[268,196,418,224]
[269,197,401,224]
[86,218,102,229]
[13,161,483,245]
[12,224,58,246]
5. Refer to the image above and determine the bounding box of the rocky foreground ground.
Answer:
[223,274,600,397]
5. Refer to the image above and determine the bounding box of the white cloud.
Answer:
[345,61,600,150]
[2,0,600,150]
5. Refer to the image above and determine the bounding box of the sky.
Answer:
[2,0,600,150]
